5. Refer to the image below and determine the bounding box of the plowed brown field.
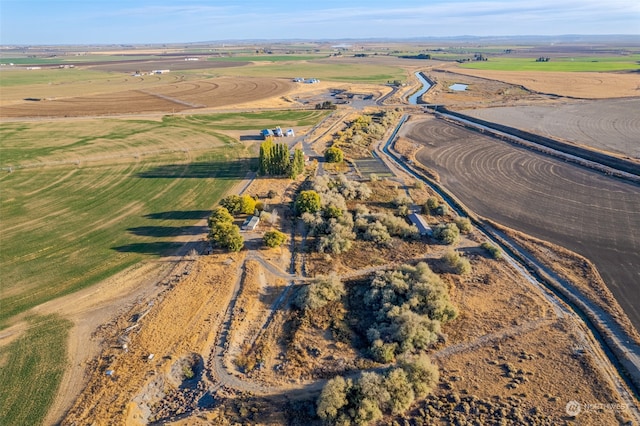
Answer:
[404,116,640,332]
[0,77,294,118]
[460,98,640,160]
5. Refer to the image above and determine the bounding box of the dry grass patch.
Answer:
[448,68,640,99]
[437,320,632,425]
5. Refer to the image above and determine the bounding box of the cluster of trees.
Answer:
[360,262,458,363]
[296,176,424,254]
[219,194,259,216]
[316,100,337,110]
[296,176,379,254]
[207,207,243,252]
[400,53,431,60]
[536,57,551,62]
[330,110,402,157]
[423,196,448,216]
[258,139,305,178]
[353,204,419,246]
[317,354,439,425]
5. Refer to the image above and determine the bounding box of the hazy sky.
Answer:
[1,0,639,45]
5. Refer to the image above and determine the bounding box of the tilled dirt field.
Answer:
[404,115,640,333]
[460,98,640,160]
[0,77,294,118]
[86,59,248,73]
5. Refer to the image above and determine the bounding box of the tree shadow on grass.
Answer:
[112,241,185,255]
[240,135,263,141]
[144,210,211,220]
[136,159,254,179]
[127,225,208,238]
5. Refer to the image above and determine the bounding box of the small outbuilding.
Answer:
[408,213,433,236]
[286,128,295,137]
[241,216,260,231]
[261,129,274,139]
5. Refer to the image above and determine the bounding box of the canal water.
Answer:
[408,72,433,104]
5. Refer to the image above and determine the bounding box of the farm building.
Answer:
[286,128,295,137]
[261,129,274,139]
[408,213,433,236]
[241,216,260,231]
[152,69,170,74]
[274,126,284,137]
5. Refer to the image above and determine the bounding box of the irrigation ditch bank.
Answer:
[379,114,640,400]
[435,107,640,182]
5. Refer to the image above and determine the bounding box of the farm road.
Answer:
[406,117,640,332]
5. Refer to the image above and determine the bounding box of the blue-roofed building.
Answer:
[408,213,433,236]
[261,129,274,140]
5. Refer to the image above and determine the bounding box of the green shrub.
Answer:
[208,206,234,227]
[295,190,321,215]
[433,223,460,245]
[325,146,344,163]
[263,229,287,248]
[295,275,345,311]
[209,220,244,252]
[481,242,502,259]
[436,204,449,216]
[442,250,471,275]
[424,196,439,214]
[239,194,257,215]
[454,217,473,234]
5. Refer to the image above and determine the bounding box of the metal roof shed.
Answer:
[241,216,260,231]
[408,213,433,236]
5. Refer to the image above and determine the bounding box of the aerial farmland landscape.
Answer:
[1,1,639,425]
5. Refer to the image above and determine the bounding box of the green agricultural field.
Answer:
[0,109,327,424]
[167,110,329,130]
[214,61,406,83]
[0,110,327,326]
[0,315,72,426]
[459,55,640,72]
[0,68,119,88]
